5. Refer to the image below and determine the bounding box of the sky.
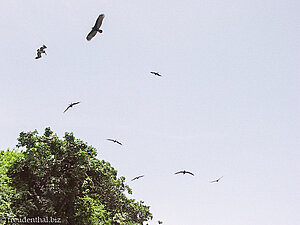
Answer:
[0,1,299,224]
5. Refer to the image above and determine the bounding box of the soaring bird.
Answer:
[210,176,223,183]
[174,170,194,176]
[107,139,122,145]
[35,45,47,59]
[86,14,105,41]
[131,175,144,181]
[150,71,162,77]
[63,102,80,113]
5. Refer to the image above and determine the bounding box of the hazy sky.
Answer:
[0,1,299,224]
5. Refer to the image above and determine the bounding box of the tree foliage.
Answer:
[0,150,22,219]
[4,128,152,224]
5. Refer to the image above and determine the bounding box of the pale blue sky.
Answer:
[0,1,299,224]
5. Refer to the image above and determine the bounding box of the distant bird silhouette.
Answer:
[174,170,194,176]
[86,14,105,41]
[107,139,122,145]
[210,176,223,183]
[35,45,47,59]
[131,175,144,181]
[150,71,162,77]
[63,102,80,113]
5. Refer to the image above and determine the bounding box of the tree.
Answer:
[6,128,152,224]
[0,150,22,220]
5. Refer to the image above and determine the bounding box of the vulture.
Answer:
[150,71,162,77]
[86,14,105,41]
[131,175,144,181]
[107,139,122,145]
[63,102,80,113]
[210,176,223,183]
[35,45,47,59]
[174,170,194,176]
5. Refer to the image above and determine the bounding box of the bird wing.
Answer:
[116,141,122,145]
[63,105,71,113]
[131,177,138,181]
[107,139,114,142]
[72,101,80,106]
[186,171,194,176]
[86,30,97,41]
[217,176,223,181]
[94,14,105,29]
[174,171,183,175]
[35,51,41,59]
[40,45,47,51]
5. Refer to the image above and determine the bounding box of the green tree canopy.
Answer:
[0,150,22,220]
[4,128,152,224]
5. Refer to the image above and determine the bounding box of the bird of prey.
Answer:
[35,45,47,59]
[174,170,194,176]
[210,176,223,183]
[86,14,105,41]
[107,139,122,145]
[150,71,162,77]
[63,102,80,113]
[131,175,144,181]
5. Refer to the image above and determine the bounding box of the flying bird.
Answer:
[86,14,105,41]
[150,71,162,77]
[107,139,122,145]
[63,102,80,113]
[35,45,47,59]
[174,170,194,176]
[131,175,144,181]
[210,176,223,183]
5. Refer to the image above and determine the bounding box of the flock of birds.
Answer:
[35,13,223,185]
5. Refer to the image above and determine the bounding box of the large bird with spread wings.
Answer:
[210,176,223,183]
[174,170,194,176]
[63,102,80,113]
[86,14,105,41]
[107,139,122,145]
[150,71,162,77]
[35,45,47,59]
[131,175,144,181]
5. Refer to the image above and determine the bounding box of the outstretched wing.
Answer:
[116,140,123,145]
[186,171,194,176]
[63,105,71,113]
[40,45,47,51]
[174,171,183,175]
[94,14,105,29]
[72,101,81,106]
[86,30,97,41]
[107,138,114,142]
